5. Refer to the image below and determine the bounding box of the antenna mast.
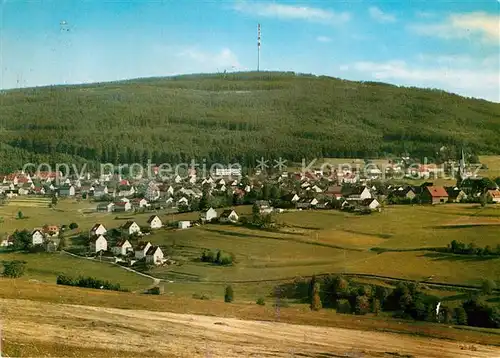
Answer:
[257,23,261,72]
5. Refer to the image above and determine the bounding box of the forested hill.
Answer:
[0,71,499,172]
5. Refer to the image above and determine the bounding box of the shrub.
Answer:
[69,222,79,230]
[224,285,234,303]
[454,307,468,325]
[192,293,210,300]
[2,260,27,278]
[371,298,381,315]
[481,279,497,295]
[256,297,266,306]
[147,286,162,295]
[336,299,352,314]
[354,295,370,315]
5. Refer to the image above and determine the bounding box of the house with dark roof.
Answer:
[123,221,141,235]
[445,187,467,203]
[220,210,239,223]
[145,246,164,265]
[134,241,151,259]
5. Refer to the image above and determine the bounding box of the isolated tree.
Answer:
[58,232,67,251]
[481,279,497,295]
[17,211,24,220]
[252,202,260,223]
[2,260,27,278]
[371,299,381,315]
[224,285,234,303]
[308,275,317,302]
[310,282,322,311]
[355,295,370,315]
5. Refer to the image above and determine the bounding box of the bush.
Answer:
[147,286,162,295]
[354,295,370,315]
[200,249,233,266]
[224,285,234,303]
[371,298,381,315]
[256,297,266,306]
[336,299,352,314]
[481,279,497,295]
[192,293,210,300]
[454,307,468,325]
[56,274,125,292]
[69,222,79,230]
[2,260,27,278]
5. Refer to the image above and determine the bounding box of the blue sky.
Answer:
[1,0,498,101]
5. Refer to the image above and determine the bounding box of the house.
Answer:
[486,189,500,203]
[177,197,189,207]
[43,225,59,237]
[0,236,14,247]
[325,185,343,200]
[31,230,45,245]
[296,199,312,209]
[345,186,372,201]
[445,187,467,203]
[147,215,163,229]
[96,202,114,212]
[134,241,151,259]
[44,240,59,252]
[111,239,133,256]
[93,185,108,197]
[59,185,75,197]
[178,221,191,229]
[219,210,239,223]
[131,198,148,208]
[145,246,164,265]
[90,235,108,253]
[361,198,381,210]
[421,186,449,204]
[395,186,417,200]
[255,200,273,214]
[200,207,218,222]
[123,221,141,235]
[118,185,135,197]
[113,201,131,212]
[89,223,107,238]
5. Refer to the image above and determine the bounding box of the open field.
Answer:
[0,198,201,234]
[3,297,499,358]
[0,252,152,291]
[1,280,500,357]
[479,155,500,179]
[1,201,500,299]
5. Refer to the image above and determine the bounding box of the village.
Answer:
[1,152,499,269]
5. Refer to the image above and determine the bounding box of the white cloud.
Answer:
[409,11,499,44]
[176,47,241,71]
[369,6,396,23]
[233,1,350,24]
[316,36,332,43]
[340,59,500,102]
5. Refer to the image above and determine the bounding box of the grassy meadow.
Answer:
[1,199,500,300]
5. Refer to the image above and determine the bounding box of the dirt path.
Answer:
[1,298,499,357]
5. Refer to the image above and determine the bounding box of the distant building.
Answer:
[90,235,107,253]
[178,221,191,229]
[214,167,242,177]
[421,186,449,205]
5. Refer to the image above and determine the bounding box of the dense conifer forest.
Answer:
[0,72,499,172]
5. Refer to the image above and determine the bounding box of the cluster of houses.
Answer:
[89,220,166,266]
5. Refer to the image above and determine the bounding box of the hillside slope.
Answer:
[1,72,499,171]
[3,298,499,357]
